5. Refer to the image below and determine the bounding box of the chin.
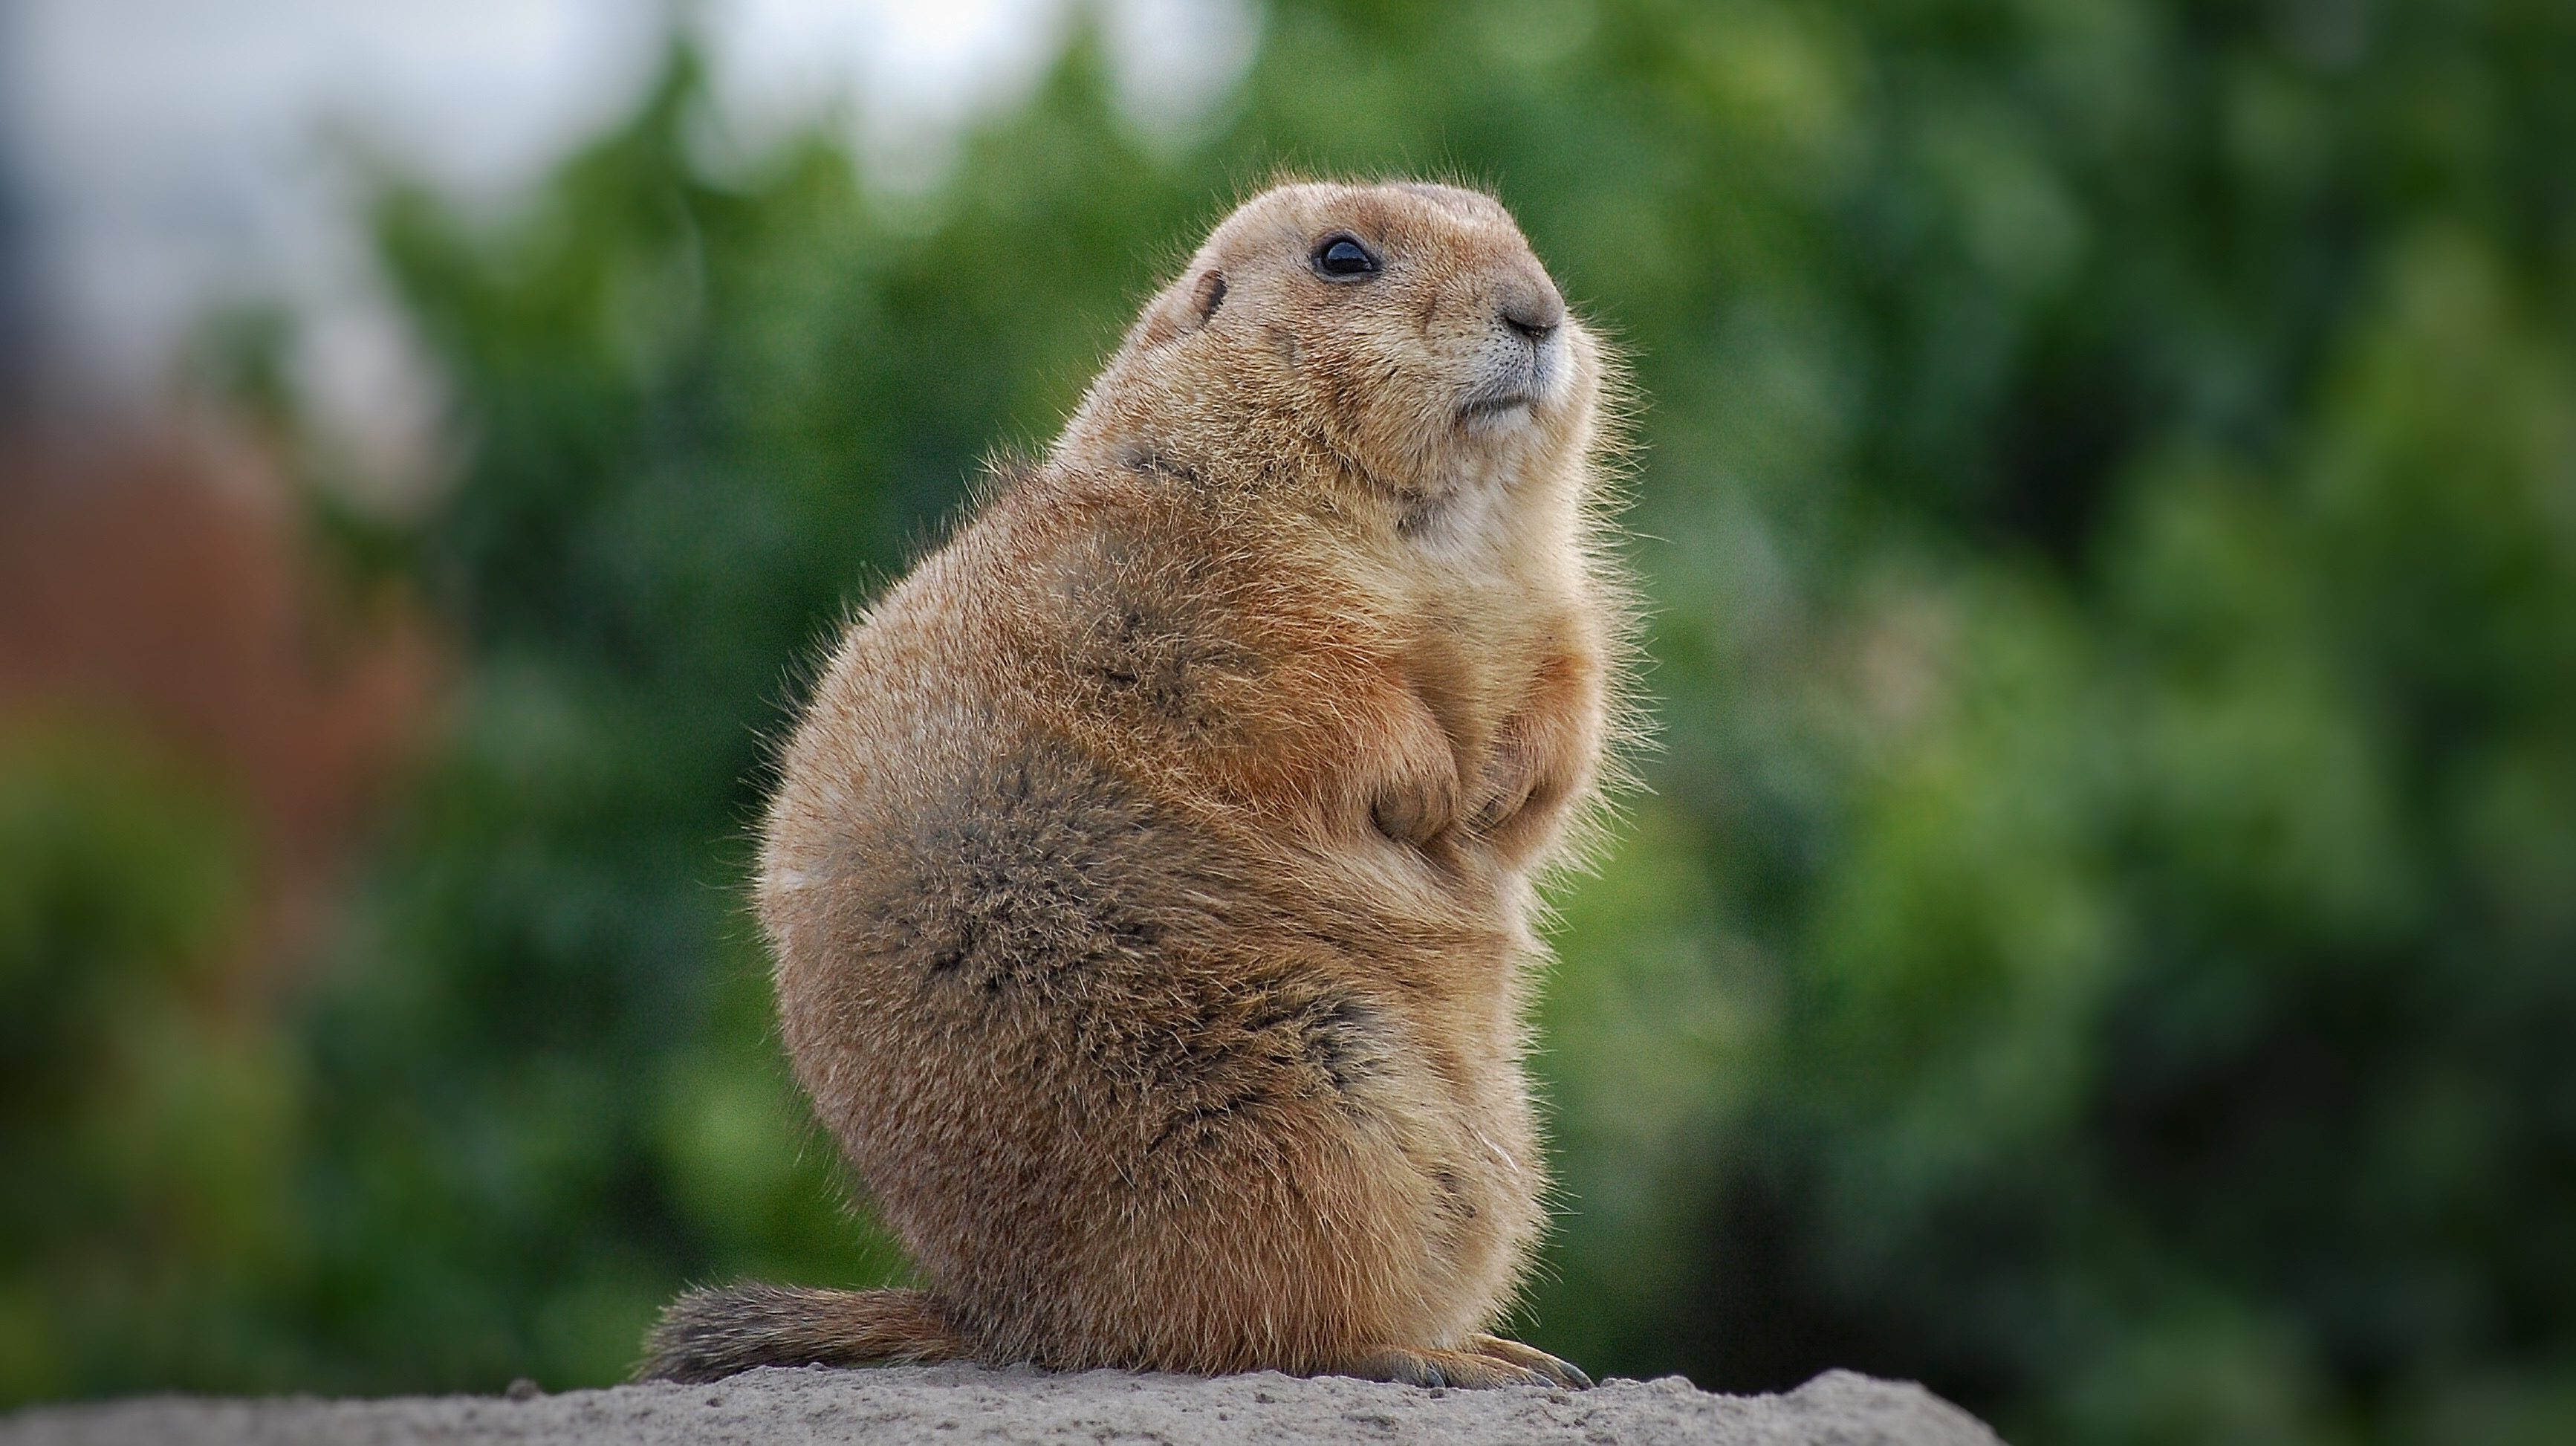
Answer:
[1459,398,1540,438]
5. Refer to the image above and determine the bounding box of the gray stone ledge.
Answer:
[4,1363,2006,1445]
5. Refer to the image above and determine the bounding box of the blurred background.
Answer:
[4,1,2572,1442]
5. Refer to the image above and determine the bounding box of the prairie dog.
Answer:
[643,180,1627,1390]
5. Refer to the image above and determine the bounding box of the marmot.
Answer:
[641,179,1629,1390]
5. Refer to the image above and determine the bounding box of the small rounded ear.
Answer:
[1132,268,1228,348]
[1188,268,1228,326]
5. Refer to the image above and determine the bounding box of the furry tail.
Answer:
[636,1285,968,1383]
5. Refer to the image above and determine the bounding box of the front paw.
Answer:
[1369,772,1459,848]
[1464,721,1562,841]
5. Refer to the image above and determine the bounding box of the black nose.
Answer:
[1499,277,1566,341]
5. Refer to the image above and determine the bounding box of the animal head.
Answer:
[1062,181,1602,522]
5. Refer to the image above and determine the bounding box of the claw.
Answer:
[1334,1344,1547,1390]
[1464,1333,1594,1391]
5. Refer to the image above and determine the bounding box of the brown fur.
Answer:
[639,181,1632,1390]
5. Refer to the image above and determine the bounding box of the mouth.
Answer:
[1459,390,1538,422]
[1458,337,1558,426]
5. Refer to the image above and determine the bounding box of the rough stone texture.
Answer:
[4,1364,2004,1445]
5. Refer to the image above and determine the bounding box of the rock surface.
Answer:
[4,1364,2003,1445]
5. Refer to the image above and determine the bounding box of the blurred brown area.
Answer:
[0,424,437,982]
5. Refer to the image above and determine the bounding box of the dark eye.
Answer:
[1313,234,1380,279]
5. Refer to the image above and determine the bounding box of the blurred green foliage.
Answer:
[9,2,2575,1441]
[0,724,293,1399]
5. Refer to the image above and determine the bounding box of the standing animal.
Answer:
[642,178,1629,1390]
